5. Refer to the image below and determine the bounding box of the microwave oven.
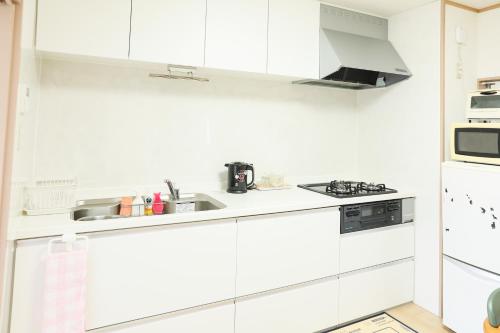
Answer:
[467,90,500,119]
[451,123,500,165]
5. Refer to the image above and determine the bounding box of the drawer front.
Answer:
[443,256,500,333]
[338,259,414,324]
[10,219,237,331]
[340,224,414,273]
[235,278,339,333]
[236,208,340,296]
[94,303,234,333]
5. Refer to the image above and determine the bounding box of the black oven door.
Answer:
[455,127,500,159]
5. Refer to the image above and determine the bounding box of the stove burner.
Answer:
[326,180,359,195]
[358,182,386,192]
[298,180,396,198]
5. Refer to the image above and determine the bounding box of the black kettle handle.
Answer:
[246,165,255,188]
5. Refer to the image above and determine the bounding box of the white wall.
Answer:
[477,9,500,78]
[444,6,477,160]
[9,0,41,213]
[357,1,441,315]
[33,59,359,192]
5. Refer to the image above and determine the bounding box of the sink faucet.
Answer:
[164,179,179,200]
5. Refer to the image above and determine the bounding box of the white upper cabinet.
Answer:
[129,0,206,67]
[267,0,320,79]
[205,0,268,74]
[36,0,131,59]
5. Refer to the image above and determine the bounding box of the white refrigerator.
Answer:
[442,161,500,333]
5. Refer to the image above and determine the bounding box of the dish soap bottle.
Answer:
[143,195,153,216]
[131,195,144,217]
[152,192,164,215]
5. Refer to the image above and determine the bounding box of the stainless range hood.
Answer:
[295,5,411,90]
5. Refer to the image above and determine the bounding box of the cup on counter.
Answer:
[269,174,285,187]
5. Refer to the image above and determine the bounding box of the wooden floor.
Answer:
[387,303,453,333]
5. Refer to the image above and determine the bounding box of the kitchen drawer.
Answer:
[235,278,339,333]
[443,256,500,333]
[10,219,237,331]
[338,259,414,324]
[236,208,340,296]
[93,302,234,333]
[339,223,415,273]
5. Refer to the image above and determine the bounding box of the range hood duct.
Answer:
[295,5,411,90]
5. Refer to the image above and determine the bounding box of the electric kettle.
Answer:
[224,162,255,193]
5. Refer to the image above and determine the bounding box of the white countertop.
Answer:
[8,188,414,240]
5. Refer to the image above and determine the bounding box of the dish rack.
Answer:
[24,178,77,215]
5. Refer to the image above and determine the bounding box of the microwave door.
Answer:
[467,92,500,119]
[453,126,500,165]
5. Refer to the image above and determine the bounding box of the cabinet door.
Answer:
[235,278,339,333]
[340,224,415,273]
[36,0,131,59]
[443,256,500,333]
[205,0,268,73]
[97,303,234,333]
[10,219,237,331]
[338,259,414,324]
[268,0,319,79]
[236,208,340,296]
[130,0,206,67]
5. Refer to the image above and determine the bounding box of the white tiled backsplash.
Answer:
[29,59,360,191]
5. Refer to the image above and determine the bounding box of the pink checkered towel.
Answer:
[42,245,87,333]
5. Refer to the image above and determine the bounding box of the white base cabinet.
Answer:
[9,204,415,332]
[236,208,340,296]
[10,219,237,331]
[235,278,339,333]
[94,303,235,333]
[340,224,415,273]
[338,259,414,324]
[443,256,500,333]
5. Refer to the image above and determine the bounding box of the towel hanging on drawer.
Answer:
[42,234,88,333]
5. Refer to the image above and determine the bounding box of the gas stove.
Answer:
[298,180,397,198]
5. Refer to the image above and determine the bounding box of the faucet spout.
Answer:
[164,179,179,200]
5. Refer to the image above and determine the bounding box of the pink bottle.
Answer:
[152,192,164,215]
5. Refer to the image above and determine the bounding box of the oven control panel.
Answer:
[340,199,403,234]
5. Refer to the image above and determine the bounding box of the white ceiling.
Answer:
[320,0,437,18]
[453,0,500,8]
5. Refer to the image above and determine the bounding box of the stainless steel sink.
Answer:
[71,193,225,221]
[71,198,121,221]
[76,215,122,222]
[163,193,226,214]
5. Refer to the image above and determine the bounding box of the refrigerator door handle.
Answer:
[445,256,500,284]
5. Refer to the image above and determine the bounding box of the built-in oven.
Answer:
[467,90,500,119]
[451,123,500,165]
[341,199,404,234]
